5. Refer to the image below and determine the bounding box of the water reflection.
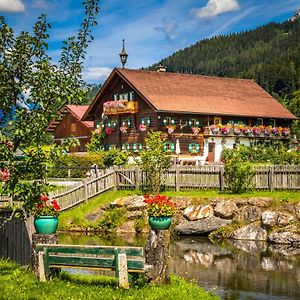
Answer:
[58,233,300,300]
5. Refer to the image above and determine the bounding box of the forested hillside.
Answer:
[149,16,300,136]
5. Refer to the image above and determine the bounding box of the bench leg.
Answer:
[116,252,129,289]
[38,251,46,282]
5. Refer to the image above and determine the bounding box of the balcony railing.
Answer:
[103,100,138,115]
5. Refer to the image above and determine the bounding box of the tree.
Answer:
[138,131,170,193]
[0,0,100,214]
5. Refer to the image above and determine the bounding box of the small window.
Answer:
[214,117,222,125]
[129,91,134,101]
[270,119,276,127]
[163,142,175,152]
[188,119,201,127]
[71,123,77,132]
[141,117,151,125]
[108,144,116,150]
[257,118,263,126]
[188,143,200,153]
[121,118,131,127]
[114,94,118,100]
[163,117,175,126]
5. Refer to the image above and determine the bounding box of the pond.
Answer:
[58,233,300,300]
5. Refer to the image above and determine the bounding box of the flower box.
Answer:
[103,100,138,115]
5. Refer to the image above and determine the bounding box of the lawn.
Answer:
[0,260,219,300]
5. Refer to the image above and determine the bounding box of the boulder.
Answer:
[261,210,278,227]
[174,217,231,235]
[269,244,300,256]
[227,239,268,253]
[268,231,300,245]
[294,202,300,220]
[246,197,272,207]
[277,212,295,227]
[126,210,144,220]
[85,209,105,221]
[183,205,214,221]
[214,200,238,219]
[126,196,147,211]
[116,220,136,233]
[235,206,262,223]
[230,224,267,241]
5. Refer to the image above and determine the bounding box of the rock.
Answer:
[85,209,105,221]
[172,197,192,209]
[175,217,231,235]
[116,220,136,233]
[277,212,295,227]
[214,201,238,219]
[294,202,300,220]
[126,210,143,220]
[183,205,214,221]
[247,197,272,207]
[235,206,262,223]
[126,196,147,211]
[183,251,213,267]
[269,244,300,256]
[268,231,300,245]
[230,224,267,241]
[261,210,278,227]
[227,239,268,253]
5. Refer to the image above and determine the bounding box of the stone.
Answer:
[126,210,143,220]
[126,196,147,211]
[230,224,267,241]
[228,239,268,253]
[183,251,213,267]
[174,217,231,235]
[183,205,214,221]
[294,202,300,220]
[116,220,136,233]
[172,197,193,210]
[261,210,278,227]
[85,208,105,221]
[214,200,238,219]
[246,197,272,207]
[268,231,300,245]
[235,206,262,223]
[269,244,300,256]
[277,212,295,227]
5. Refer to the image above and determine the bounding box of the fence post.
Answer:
[175,166,180,192]
[219,166,224,192]
[268,166,274,191]
[113,166,119,190]
[135,166,141,190]
[83,179,88,203]
[94,165,99,193]
[67,167,71,178]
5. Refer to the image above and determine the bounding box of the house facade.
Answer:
[83,68,296,163]
[47,105,94,152]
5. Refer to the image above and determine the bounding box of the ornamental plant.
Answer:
[143,195,176,217]
[138,124,147,132]
[31,195,60,217]
[166,125,176,134]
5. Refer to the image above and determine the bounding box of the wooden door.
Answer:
[207,142,215,162]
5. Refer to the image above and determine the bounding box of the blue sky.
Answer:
[1,0,299,83]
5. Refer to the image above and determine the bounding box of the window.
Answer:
[129,91,134,100]
[188,143,200,153]
[121,118,131,127]
[214,117,222,125]
[188,119,201,127]
[71,123,77,132]
[270,119,276,127]
[257,118,263,126]
[163,142,175,152]
[162,117,175,126]
[108,144,116,150]
[141,117,151,125]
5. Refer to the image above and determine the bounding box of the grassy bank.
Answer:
[58,189,300,231]
[0,260,219,300]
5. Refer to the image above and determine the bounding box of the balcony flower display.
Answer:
[138,124,147,132]
[233,126,242,135]
[105,127,114,135]
[120,125,128,134]
[103,100,126,110]
[166,125,176,134]
[264,126,272,136]
[252,126,262,136]
[191,126,200,134]
[243,126,252,135]
[272,127,280,136]
[220,126,230,135]
[282,127,290,136]
[209,124,219,134]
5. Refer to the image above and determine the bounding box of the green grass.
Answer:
[58,190,139,230]
[0,260,219,300]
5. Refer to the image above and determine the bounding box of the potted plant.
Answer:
[143,194,176,230]
[32,195,60,234]
[166,125,176,135]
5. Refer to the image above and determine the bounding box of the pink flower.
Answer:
[0,168,10,182]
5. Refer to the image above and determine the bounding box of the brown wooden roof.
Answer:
[84,68,296,120]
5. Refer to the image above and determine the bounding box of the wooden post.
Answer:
[269,166,274,191]
[135,166,141,190]
[144,230,170,284]
[219,166,224,192]
[38,251,46,282]
[94,165,99,192]
[175,166,180,192]
[83,179,88,203]
[115,251,129,289]
[113,166,119,190]
[68,167,71,178]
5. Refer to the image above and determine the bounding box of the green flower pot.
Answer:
[148,216,172,230]
[34,216,58,234]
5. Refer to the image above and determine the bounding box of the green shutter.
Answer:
[196,144,200,151]
[163,118,167,125]
[170,143,175,152]
[188,144,192,152]
[171,118,175,125]
[141,118,145,125]
[146,117,151,125]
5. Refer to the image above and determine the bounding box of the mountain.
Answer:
[150,16,300,101]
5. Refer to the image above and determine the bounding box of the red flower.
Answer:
[51,199,61,211]
[0,168,10,182]
[40,195,49,202]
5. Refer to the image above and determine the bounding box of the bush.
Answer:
[224,152,255,194]
[102,149,129,167]
[97,207,127,232]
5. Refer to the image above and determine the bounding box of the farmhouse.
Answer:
[83,68,296,163]
[47,105,94,152]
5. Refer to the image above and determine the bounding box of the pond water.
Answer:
[58,233,300,300]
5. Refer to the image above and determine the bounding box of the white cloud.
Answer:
[154,18,179,41]
[0,0,25,12]
[193,0,239,19]
[83,67,112,81]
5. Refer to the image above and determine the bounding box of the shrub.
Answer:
[97,207,127,232]
[224,152,255,194]
[102,149,129,167]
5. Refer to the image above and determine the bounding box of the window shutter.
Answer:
[170,143,175,152]
[146,117,151,125]
[163,118,167,125]
[126,143,130,150]
[141,118,145,125]
[188,144,192,152]
[196,144,200,151]
[171,118,175,125]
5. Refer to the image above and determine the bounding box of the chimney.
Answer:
[156,64,167,72]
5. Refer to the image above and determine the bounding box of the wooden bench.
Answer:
[35,244,149,288]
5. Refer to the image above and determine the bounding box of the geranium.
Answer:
[220,126,230,135]
[209,124,219,134]
[105,127,114,135]
[32,195,60,217]
[271,127,279,136]
[166,125,176,134]
[282,127,290,136]
[0,168,10,182]
[243,126,252,135]
[103,100,126,110]
[233,127,242,135]
[138,124,147,132]
[143,195,176,217]
[252,126,262,136]
[120,125,128,134]
[191,126,200,134]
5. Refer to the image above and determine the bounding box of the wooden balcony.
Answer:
[103,100,139,115]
